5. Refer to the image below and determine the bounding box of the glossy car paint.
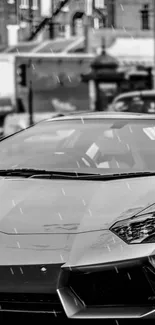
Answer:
[1,112,155,319]
[0,175,155,267]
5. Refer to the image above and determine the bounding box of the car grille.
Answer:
[0,292,62,310]
[0,292,66,319]
[68,264,155,307]
[0,264,66,318]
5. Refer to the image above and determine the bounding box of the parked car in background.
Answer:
[3,110,89,138]
[3,98,78,138]
[4,112,59,137]
[111,90,155,114]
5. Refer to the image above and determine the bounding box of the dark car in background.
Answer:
[0,97,13,137]
[111,90,155,114]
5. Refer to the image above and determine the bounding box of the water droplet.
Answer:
[76,161,80,168]
[74,298,78,305]
[17,241,20,248]
[82,199,86,206]
[126,182,131,190]
[107,245,111,252]
[20,207,23,214]
[53,310,57,317]
[81,117,84,124]
[20,267,24,274]
[115,266,119,273]
[12,200,16,207]
[58,212,63,220]
[61,188,66,196]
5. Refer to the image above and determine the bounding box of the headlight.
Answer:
[110,204,155,244]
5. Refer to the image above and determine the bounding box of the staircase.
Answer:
[28,0,71,41]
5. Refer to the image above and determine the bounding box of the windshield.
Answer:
[1,118,155,174]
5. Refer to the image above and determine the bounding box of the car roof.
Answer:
[46,111,155,122]
[113,90,155,102]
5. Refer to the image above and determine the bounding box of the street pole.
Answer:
[153,0,155,89]
[16,0,19,25]
[84,0,93,53]
[84,0,97,110]
[49,0,55,39]
[84,16,89,53]
[52,0,55,36]
[28,60,33,126]
[2,0,8,47]
[29,0,33,37]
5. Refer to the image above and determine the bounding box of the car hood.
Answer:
[0,176,155,265]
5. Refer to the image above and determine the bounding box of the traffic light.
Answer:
[146,67,153,89]
[48,20,54,39]
[17,64,27,86]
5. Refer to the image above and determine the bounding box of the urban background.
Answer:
[0,0,154,137]
[0,0,154,47]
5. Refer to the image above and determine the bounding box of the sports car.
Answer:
[0,112,155,319]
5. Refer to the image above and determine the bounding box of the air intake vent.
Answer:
[69,265,154,307]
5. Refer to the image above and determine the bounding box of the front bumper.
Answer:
[58,256,155,319]
[0,257,155,319]
[0,264,66,319]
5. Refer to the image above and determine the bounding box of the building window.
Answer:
[7,0,15,4]
[19,0,38,10]
[20,0,29,9]
[32,0,38,10]
[94,0,105,9]
[61,5,69,12]
[140,4,150,30]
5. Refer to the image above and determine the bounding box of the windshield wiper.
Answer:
[79,171,155,180]
[0,168,97,179]
[0,169,155,180]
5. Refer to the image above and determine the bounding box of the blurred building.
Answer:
[0,0,153,48]
[54,0,154,34]
[0,0,9,48]
[0,0,42,46]
[40,0,109,38]
[0,0,111,45]
[54,0,108,37]
[9,0,42,42]
[115,0,153,31]
[47,0,154,36]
